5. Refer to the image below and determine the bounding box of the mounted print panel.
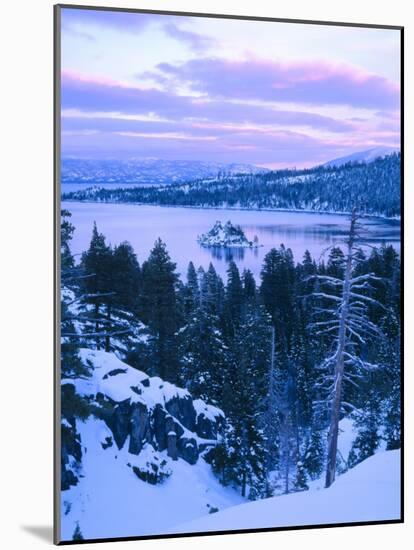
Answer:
[55,4,403,544]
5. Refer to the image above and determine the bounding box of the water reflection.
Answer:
[209,246,245,261]
[63,202,401,281]
[245,223,346,241]
[205,246,261,263]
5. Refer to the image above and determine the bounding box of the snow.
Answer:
[60,346,400,541]
[197,220,261,248]
[323,147,399,168]
[171,450,400,534]
[61,417,244,541]
[337,416,356,465]
[193,399,224,422]
[63,348,190,408]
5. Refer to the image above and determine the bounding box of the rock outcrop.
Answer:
[61,349,224,487]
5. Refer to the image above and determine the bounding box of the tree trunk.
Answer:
[241,470,246,497]
[325,211,357,488]
[325,355,345,488]
[284,427,290,494]
[95,303,100,350]
[105,303,111,352]
[265,325,276,497]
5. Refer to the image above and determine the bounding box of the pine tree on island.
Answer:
[198,220,261,248]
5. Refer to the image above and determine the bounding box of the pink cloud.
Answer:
[147,58,399,110]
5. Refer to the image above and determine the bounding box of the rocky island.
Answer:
[197,220,260,248]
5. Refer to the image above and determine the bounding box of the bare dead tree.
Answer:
[305,209,384,488]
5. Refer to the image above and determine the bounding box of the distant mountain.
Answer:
[322,147,399,168]
[61,158,267,185]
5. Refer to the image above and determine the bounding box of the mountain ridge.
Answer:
[322,146,399,168]
[61,158,268,185]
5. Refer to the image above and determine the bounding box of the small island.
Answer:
[197,220,260,248]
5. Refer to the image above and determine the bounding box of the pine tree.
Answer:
[200,263,224,316]
[72,522,84,541]
[347,363,382,469]
[179,305,227,405]
[260,245,295,345]
[326,246,345,280]
[290,330,312,429]
[111,241,141,313]
[140,239,180,382]
[60,211,91,386]
[242,269,256,302]
[184,261,200,315]
[378,309,401,450]
[303,428,325,480]
[61,209,75,273]
[220,302,272,498]
[302,249,317,276]
[293,460,309,492]
[348,401,381,468]
[223,261,244,336]
[80,223,114,351]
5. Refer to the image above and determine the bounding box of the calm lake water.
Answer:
[62,202,400,281]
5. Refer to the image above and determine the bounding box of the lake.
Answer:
[61,202,401,281]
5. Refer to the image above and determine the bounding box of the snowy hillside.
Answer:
[172,450,401,534]
[63,153,401,217]
[61,349,243,541]
[322,147,399,168]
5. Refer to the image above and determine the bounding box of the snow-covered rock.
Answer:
[60,349,241,541]
[197,220,260,248]
[61,349,224,492]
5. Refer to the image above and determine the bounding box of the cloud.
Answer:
[61,115,397,166]
[61,111,352,142]
[61,7,159,33]
[61,8,214,52]
[60,70,399,165]
[61,71,354,133]
[146,58,400,110]
[61,123,336,165]
[162,22,216,52]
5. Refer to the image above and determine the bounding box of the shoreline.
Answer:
[60,199,401,223]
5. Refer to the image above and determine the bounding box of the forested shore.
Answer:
[62,154,401,218]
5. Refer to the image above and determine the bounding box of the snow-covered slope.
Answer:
[172,450,400,534]
[323,147,399,168]
[61,349,400,541]
[61,417,244,540]
[61,349,243,541]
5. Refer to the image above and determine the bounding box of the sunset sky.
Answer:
[60,7,401,168]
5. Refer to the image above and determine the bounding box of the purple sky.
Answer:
[60,8,401,168]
